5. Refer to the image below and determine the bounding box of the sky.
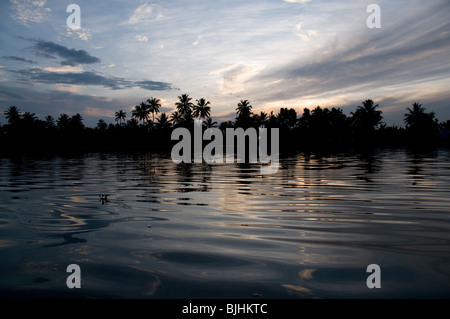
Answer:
[0,0,449,127]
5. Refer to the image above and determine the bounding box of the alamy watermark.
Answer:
[66,264,81,288]
[367,4,381,29]
[66,4,81,29]
[366,264,381,288]
[171,121,279,175]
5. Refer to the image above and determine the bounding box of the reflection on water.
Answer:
[0,149,449,298]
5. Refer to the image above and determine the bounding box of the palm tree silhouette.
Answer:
[132,104,142,123]
[22,112,38,123]
[156,112,171,130]
[277,108,297,129]
[235,99,254,128]
[132,102,150,125]
[170,111,183,127]
[404,102,427,128]
[252,111,268,127]
[44,115,56,129]
[176,94,194,117]
[351,99,383,135]
[404,102,438,142]
[115,110,126,126]
[126,118,139,129]
[193,98,211,120]
[236,100,252,117]
[57,114,70,131]
[97,119,107,131]
[4,106,21,125]
[202,117,218,128]
[175,94,194,124]
[70,113,84,132]
[147,97,161,123]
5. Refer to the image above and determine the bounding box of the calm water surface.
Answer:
[1,148,450,298]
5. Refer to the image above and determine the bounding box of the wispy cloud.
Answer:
[135,80,175,91]
[9,0,51,26]
[0,66,8,82]
[0,83,129,123]
[211,63,265,94]
[11,67,175,92]
[295,21,318,41]
[128,3,153,24]
[42,65,83,73]
[126,3,163,25]
[6,38,177,92]
[193,36,202,46]
[2,56,36,64]
[136,35,149,42]
[66,27,92,42]
[31,40,101,66]
[2,0,450,126]
[246,7,450,118]
[283,0,312,3]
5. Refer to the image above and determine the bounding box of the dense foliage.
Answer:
[1,96,449,153]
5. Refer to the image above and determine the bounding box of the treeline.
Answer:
[1,94,449,153]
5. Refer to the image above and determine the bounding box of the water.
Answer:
[0,148,450,298]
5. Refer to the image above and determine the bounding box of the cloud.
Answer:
[283,0,311,3]
[83,106,113,119]
[193,36,202,46]
[2,56,36,64]
[31,40,101,66]
[15,68,123,89]
[11,67,175,91]
[9,0,52,26]
[295,22,318,41]
[5,39,176,92]
[135,80,175,91]
[66,27,92,42]
[42,65,83,73]
[126,3,163,24]
[211,63,265,94]
[251,7,450,105]
[136,35,149,42]
[0,84,27,100]
[0,66,8,83]
[0,83,128,126]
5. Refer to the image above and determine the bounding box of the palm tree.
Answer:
[115,110,126,125]
[258,111,268,126]
[126,118,139,129]
[175,94,194,122]
[170,111,183,127]
[236,100,252,117]
[70,113,84,132]
[21,112,38,123]
[4,106,21,125]
[147,97,161,123]
[277,108,297,129]
[132,102,150,124]
[193,98,211,120]
[156,113,171,130]
[132,104,142,123]
[45,115,56,129]
[235,99,253,128]
[57,113,70,131]
[404,102,427,128]
[21,112,39,132]
[351,99,383,135]
[202,117,218,128]
[97,119,107,131]
[404,102,438,142]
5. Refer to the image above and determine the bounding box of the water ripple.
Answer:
[1,149,450,298]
